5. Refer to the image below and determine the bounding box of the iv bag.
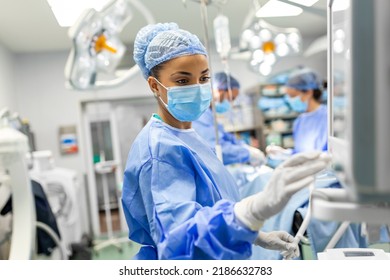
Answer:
[213,14,231,59]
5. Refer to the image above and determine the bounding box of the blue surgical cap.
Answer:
[133,22,208,79]
[286,67,321,91]
[213,72,240,90]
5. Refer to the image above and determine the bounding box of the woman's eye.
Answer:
[176,79,188,84]
[200,76,211,82]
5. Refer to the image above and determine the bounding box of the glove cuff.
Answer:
[234,197,264,232]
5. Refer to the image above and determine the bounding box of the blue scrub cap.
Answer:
[133,22,208,79]
[213,72,240,90]
[286,67,321,91]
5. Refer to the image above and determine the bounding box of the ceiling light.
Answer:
[47,0,111,27]
[256,0,303,17]
[333,0,350,11]
[288,0,319,7]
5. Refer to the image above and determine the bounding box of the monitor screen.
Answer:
[328,0,390,202]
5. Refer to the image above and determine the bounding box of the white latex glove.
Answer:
[246,145,266,167]
[254,231,299,260]
[234,151,330,231]
[266,144,287,155]
[265,144,292,159]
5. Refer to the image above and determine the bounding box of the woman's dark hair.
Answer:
[302,88,323,102]
[313,89,322,101]
[150,63,165,79]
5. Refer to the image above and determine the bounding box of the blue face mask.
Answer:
[154,78,212,122]
[215,99,231,114]
[285,95,308,113]
[321,89,328,102]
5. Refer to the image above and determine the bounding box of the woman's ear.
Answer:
[307,89,314,99]
[147,76,159,95]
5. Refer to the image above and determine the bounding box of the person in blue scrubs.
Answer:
[267,68,327,162]
[192,72,264,166]
[285,68,328,153]
[121,23,330,260]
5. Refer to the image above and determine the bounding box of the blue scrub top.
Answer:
[192,108,250,165]
[122,116,257,260]
[293,105,328,153]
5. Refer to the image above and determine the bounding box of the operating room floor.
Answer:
[92,235,141,260]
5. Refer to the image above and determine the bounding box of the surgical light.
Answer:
[250,36,262,49]
[264,53,276,65]
[253,49,264,62]
[259,63,272,76]
[242,29,255,41]
[276,43,289,57]
[287,32,301,44]
[259,29,272,41]
[274,33,287,44]
[65,0,135,90]
[240,19,302,76]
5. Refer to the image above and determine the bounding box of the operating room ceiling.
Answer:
[0,0,327,54]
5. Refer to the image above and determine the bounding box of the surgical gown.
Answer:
[122,116,258,260]
[192,108,250,165]
[293,104,328,153]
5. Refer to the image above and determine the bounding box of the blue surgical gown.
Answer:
[293,105,328,153]
[192,108,250,165]
[122,116,258,260]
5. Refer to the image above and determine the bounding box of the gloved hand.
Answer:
[246,145,266,167]
[234,151,330,231]
[265,144,292,158]
[254,231,299,260]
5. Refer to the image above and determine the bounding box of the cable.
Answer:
[35,221,67,260]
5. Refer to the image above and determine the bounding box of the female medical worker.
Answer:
[121,23,329,260]
[267,68,327,163]
[192,72,265,166]
[285,67,328,153]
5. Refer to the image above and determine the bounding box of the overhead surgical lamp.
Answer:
[65,0,155,91]
[240,19,302,76]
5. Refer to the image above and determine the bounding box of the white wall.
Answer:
[0,43,16,111]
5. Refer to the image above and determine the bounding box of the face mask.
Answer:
[154,78,212,122]
[321,90,328,102]
[285,95,308,113]
[215,99,231,114]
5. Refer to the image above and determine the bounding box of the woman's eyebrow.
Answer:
[170,71,191,76]
[170,68,209,77]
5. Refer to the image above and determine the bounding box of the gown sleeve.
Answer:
[219,125,251,165]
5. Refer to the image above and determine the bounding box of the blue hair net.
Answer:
[133,22,208,79]
[286,68,321,91]
[213,72,240,90]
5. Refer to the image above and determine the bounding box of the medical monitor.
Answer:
[328,0,390,202]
